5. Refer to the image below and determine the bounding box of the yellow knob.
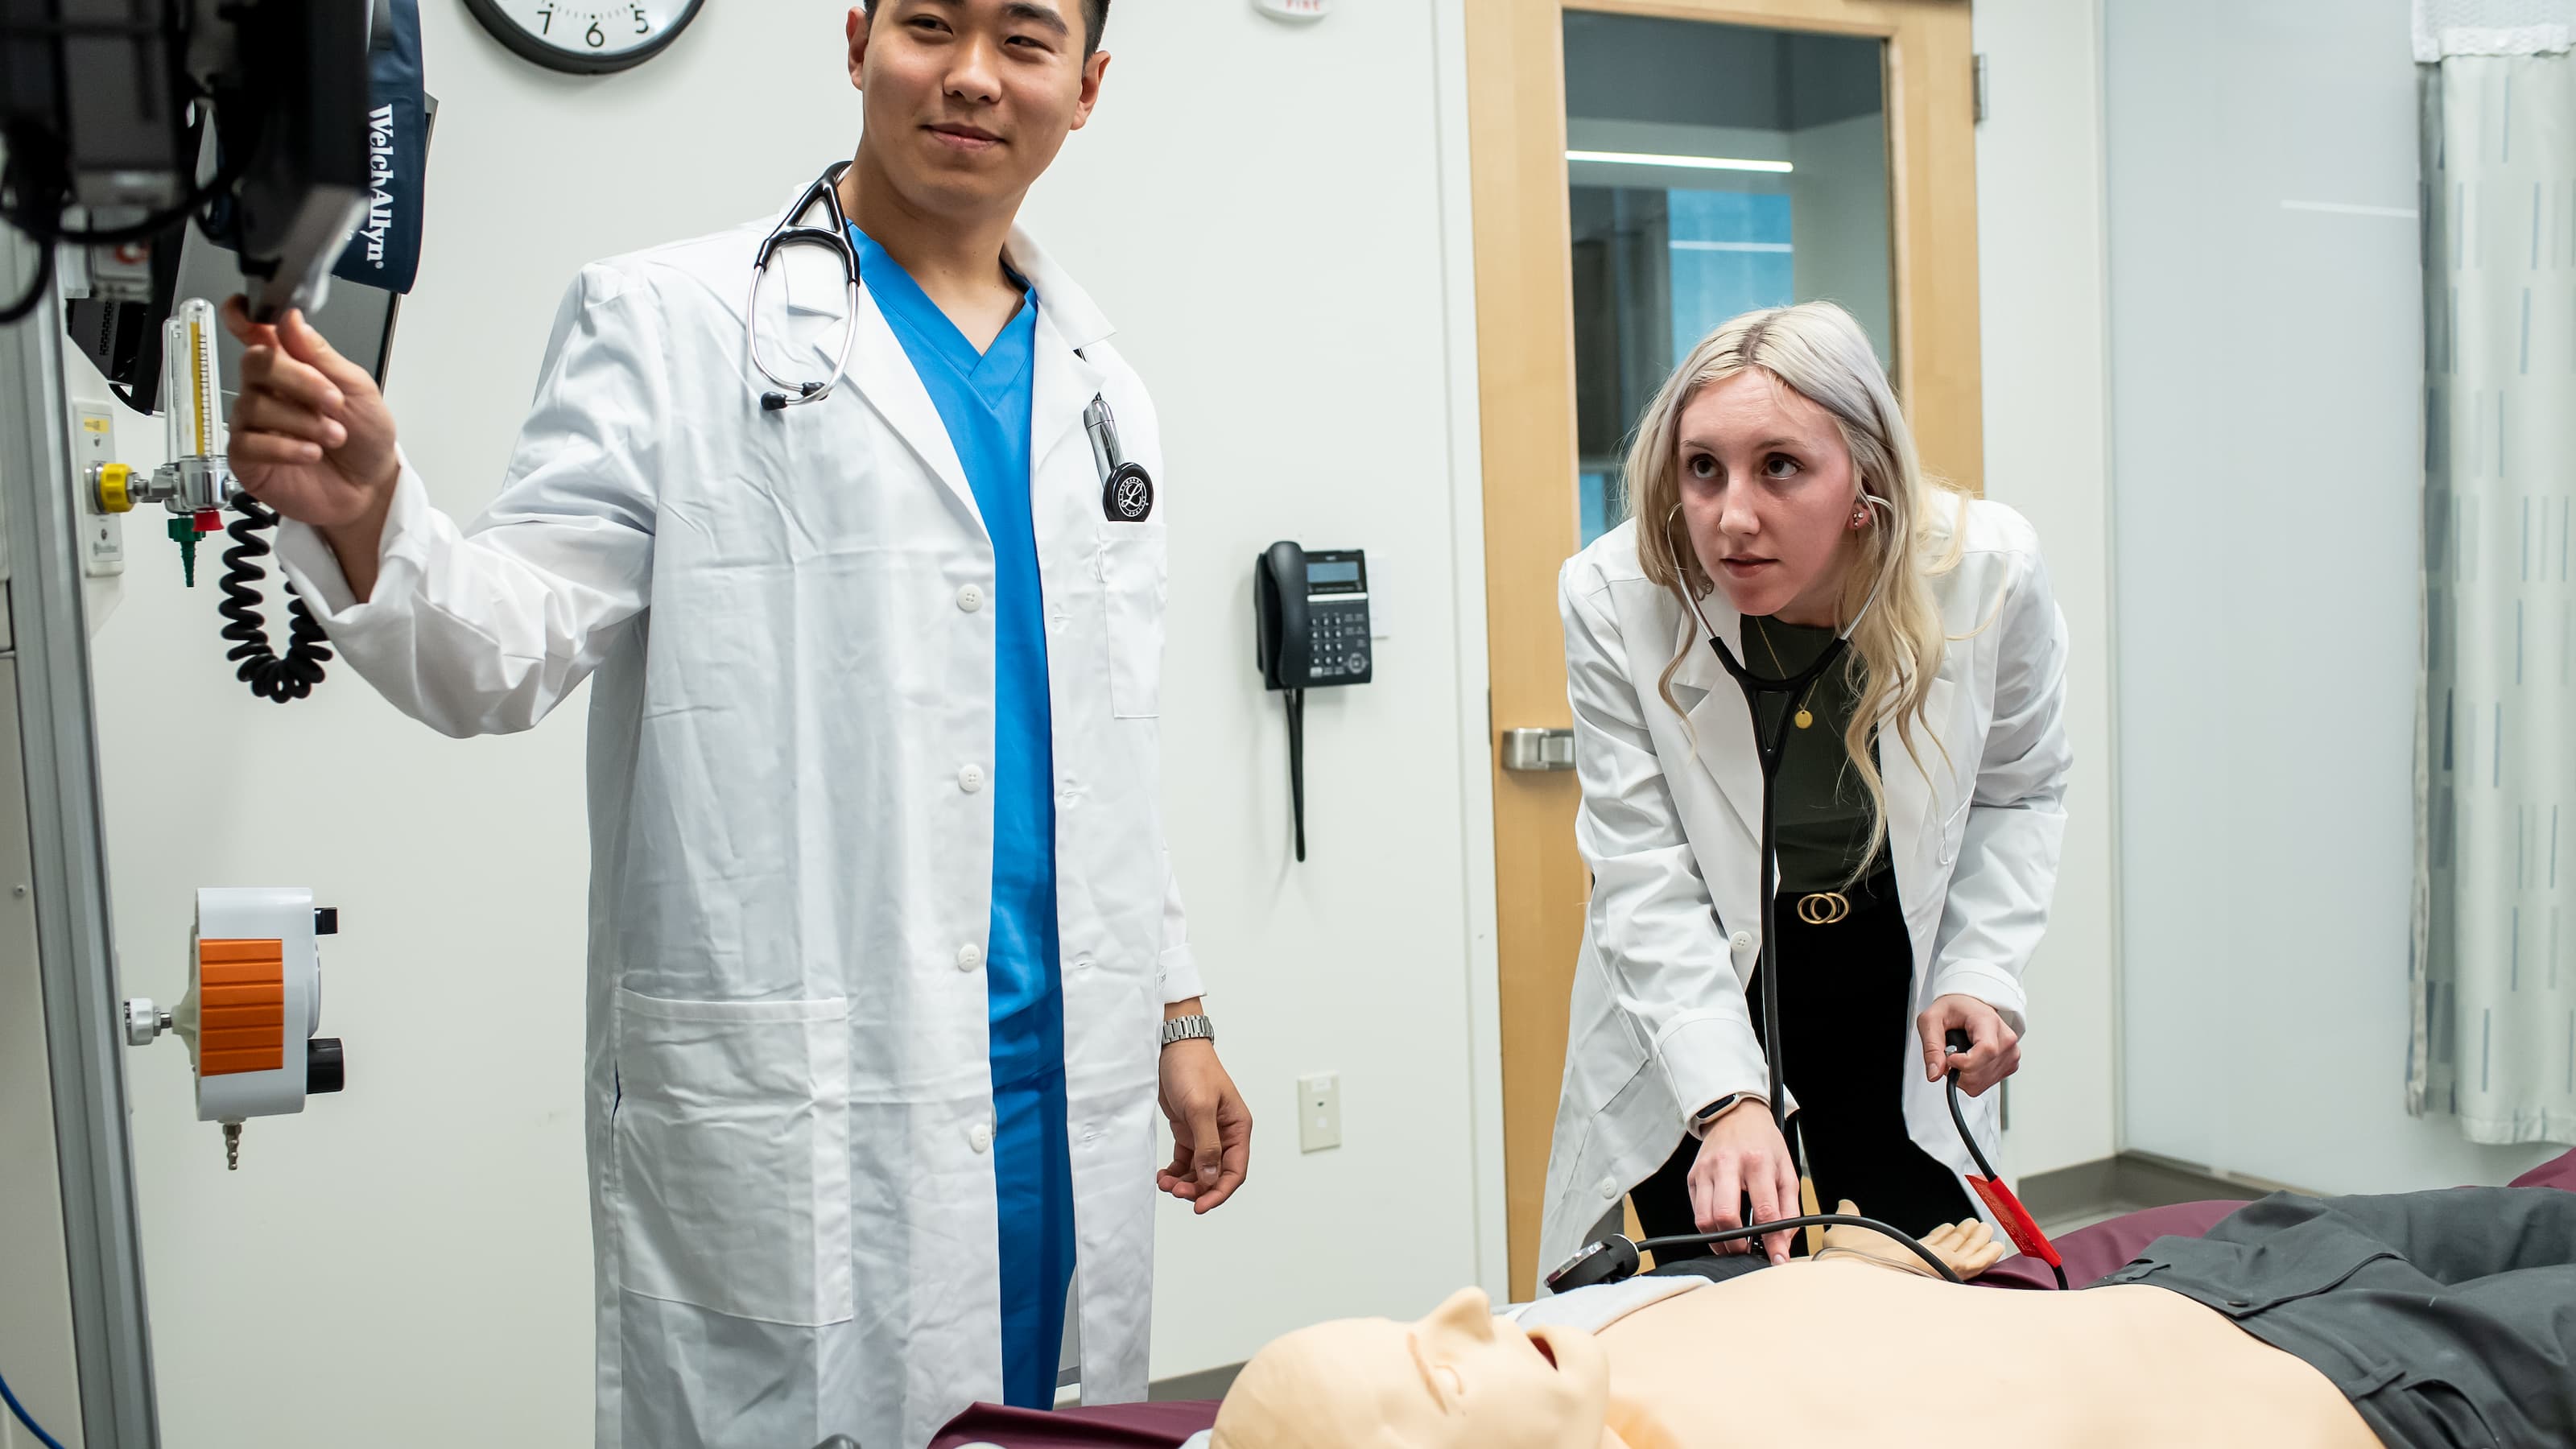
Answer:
[92,463,134,514]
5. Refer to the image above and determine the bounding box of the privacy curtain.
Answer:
[2413,0,2576,1143]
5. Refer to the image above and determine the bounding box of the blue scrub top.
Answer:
[852,225,1074,1409]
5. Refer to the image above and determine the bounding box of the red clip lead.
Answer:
[1967,1174,2062,1268]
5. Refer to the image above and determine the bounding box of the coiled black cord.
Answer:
[218,495,332,702]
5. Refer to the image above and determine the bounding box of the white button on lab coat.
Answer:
[1536,503,2070,1286]
[276,197,1199,1449]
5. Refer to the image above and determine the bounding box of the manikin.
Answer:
[1210,1190,2574,1449]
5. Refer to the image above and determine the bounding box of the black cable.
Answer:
[0,225,56,324]
[0,85,251,326]
[1945,1064,2004,1184]
[1633,1212,1963,1284]
[1946,1064,2070,1290]
[1706,627,1849,1146]
[1285,687,1307,861]
[218,495,332,703]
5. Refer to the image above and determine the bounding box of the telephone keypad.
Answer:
[1304,600,1373,683]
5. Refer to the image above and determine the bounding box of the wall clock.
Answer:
[462,1,706,75]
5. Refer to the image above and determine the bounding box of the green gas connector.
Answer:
[167,516,198,587]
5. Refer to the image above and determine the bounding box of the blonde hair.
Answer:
[1629,301,1970,880]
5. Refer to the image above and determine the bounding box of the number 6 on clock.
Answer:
[463,0,705,75]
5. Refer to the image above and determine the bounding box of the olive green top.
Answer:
[1738,615,1882,894]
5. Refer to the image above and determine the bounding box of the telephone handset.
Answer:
[1253,543,1372,861]
[1255,541,1311,690]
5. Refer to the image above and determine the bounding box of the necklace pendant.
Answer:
[1794,708,1814,729]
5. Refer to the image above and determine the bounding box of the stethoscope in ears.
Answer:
[1548,485,2070,1294]
[1670,482,1897,1168]
[744,161,1157,523]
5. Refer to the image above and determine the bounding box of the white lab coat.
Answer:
[1536,501,2070,1286]
[275,196,1195,1449]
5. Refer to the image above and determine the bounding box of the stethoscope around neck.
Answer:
[1676,487,1895,1148]
[747,162,865,412]
[742,160,1158,522]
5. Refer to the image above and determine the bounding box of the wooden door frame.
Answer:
[1467,0,1980,1298]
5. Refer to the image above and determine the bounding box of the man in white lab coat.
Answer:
[220,2,1251,1445]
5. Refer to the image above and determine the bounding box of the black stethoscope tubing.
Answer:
[744,162,1150,519]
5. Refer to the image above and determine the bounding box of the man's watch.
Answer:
[1160,1013,1215,1049]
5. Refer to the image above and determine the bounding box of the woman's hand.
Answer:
[1687,1100,1800,1265]
[1917,993,2021,1096]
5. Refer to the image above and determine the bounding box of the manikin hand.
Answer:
[1814,1199,2008,1280]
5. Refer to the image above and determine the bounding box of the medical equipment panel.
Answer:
[122,888,348,1171]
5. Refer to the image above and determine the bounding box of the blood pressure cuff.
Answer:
[336,0,428,295]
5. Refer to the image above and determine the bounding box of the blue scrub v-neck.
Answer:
[852,225,1072,1409]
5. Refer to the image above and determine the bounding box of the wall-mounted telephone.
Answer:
[1256,543,1373,689]
[1253,543,1372,861]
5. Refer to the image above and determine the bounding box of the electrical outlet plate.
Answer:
[71,404,122,577]
[1298,1072,1341,1153]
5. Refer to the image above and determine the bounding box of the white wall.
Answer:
[1971,0,2123,1179]
[83,2,1497,1442]
[2105,0,2558,1191]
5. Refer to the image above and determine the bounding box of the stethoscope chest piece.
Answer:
[1103,461,1154,522]
[1084,394,1152,522]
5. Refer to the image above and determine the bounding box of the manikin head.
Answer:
[846,0,1111,223]
[1209,1288,1614,1449]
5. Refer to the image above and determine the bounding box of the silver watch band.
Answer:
[1160,1013,1215,1048]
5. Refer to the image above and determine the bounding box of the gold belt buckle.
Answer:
[1795,891,1852,926]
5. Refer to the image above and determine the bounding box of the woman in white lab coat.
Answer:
[1538,302,2070,1281]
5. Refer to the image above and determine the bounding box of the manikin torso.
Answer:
[1590,1262,2380,1449]
[1207,1246,2385,1449]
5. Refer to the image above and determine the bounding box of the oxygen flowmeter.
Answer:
[87,299,231,582]
[82,296,336,701]
[122,888,349,1170]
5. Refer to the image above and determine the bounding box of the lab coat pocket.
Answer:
[607,989,855,1327]
[1098,523,1169,719]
